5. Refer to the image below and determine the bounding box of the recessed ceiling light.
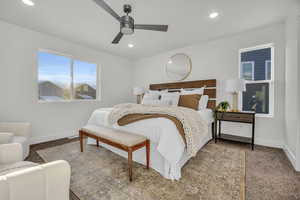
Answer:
[22,0,35,6]
[209,12,219,19]
[168,60,172,64]
[128,43,134,48]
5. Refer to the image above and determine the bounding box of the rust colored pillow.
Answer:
[178,94,201,110]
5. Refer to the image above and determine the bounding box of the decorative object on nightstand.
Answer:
[214,110,256,150]
[133,87,145,104]
[216,101,230,112]
[225,79,246,112]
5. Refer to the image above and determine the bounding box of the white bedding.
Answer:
[86,107,213,180]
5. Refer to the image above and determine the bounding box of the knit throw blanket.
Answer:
[107,103,208,157]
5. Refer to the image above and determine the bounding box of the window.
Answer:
[38,50,98,101]
[239,44,274,116]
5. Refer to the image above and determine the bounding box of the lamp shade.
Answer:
[133,87,145,95]
[225,79,246,93]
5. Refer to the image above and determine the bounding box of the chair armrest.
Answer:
[0,143,23,164]
[0,160,71,200]
[0,123,31,138]
[0,133,14,144]
[41,160,71,200]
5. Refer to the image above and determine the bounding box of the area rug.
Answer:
[37,141,245,200]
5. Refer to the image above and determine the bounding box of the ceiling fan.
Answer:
[93,0,169,44]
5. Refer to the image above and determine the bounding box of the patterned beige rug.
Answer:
[37,141,245,200]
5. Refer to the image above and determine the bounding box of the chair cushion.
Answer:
[11,136,27,145]
[0,161,38,176]
[0,133,14,144]
[81,125,147,147]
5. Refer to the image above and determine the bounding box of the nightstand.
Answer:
[214,111,256,150]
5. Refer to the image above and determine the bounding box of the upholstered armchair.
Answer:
[0,122,31,159]
[0,143,71,200]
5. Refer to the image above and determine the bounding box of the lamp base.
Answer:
[231,92,239,112]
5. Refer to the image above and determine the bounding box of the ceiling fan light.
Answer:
[121,27,134,35]
[120,15,134,35]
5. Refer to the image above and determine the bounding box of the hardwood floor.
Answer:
[26,138,300,200]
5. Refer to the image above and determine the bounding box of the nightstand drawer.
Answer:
[216,112,254,123]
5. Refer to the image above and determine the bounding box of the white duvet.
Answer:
[86,107,213,180]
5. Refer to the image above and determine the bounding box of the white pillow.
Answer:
[160,93,180,106]
[198,95,209,110]
[148,90,168,95]
[142,99,171,106]
[181,87,205,95]
[159,99,172,106]
[142,93,160,101]
[142,99,161,105]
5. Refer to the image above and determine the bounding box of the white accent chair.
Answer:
[0,143,71,200]
[0,123,31,159]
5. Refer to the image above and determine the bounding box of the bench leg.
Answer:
[128,150,133,182]
[146,140,150,169]
[96,139,99,147]
[79,131,84,152]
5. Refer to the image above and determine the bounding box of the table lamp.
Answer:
[133,87,145,104]
[225,79,246,112]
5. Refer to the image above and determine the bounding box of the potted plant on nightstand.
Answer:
[214,101,230,118]
[216,101,230,112]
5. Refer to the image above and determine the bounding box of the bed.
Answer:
[86,79,216,180]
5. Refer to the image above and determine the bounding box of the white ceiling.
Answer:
[0,0,299,59]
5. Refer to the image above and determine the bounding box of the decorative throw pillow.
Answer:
[198,95,209,110]
[160,93,180,106]
[178,94,201,110]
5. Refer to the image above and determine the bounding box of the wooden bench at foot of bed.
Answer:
[79,125,150,182]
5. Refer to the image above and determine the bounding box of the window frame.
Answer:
[240,61,255,81]
[37,49,101,103]
[265,60,271,80]
[238,44,274,118]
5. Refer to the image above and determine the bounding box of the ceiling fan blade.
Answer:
[134,24,168,32]
[112,32,123,44]
[93,0,121,21]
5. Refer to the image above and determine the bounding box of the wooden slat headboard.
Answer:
[149,79,217,109]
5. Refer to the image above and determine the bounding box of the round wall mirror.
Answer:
[166,53,192,81]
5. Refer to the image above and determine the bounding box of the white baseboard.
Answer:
[283,145,297,170]
[254,138,284,149]
[30,130,78,145]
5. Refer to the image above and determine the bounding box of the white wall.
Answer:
[298,17,300,171]
[0,20,134,144]
[284,16,299,167]
[133,23,286,148]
